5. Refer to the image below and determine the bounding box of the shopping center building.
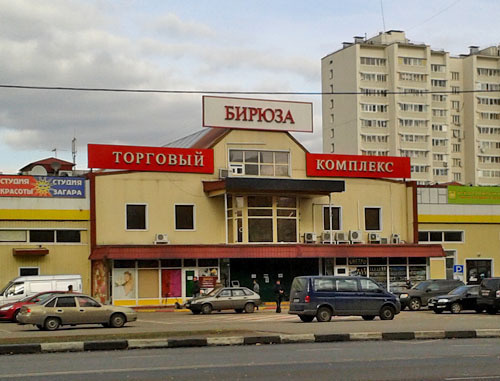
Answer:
[88,97,444,306]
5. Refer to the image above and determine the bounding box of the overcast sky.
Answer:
[1,0,499,173]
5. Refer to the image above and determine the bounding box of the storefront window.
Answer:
[113,268,136,299]
[249,219,273,242]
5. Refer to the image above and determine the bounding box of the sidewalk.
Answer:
[134,301,288,313]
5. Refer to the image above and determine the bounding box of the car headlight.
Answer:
[0,306,12,311]
[438,299,449,303]
[399,293,409,299]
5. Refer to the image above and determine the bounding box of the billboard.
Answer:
[0,176,85,198]
[448,185,500,205]
[88,144,214,174]
[203,96,313,133]
[306,153,411,179]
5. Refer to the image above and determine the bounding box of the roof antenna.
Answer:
[380,0,386,32]
[72,136,77,166]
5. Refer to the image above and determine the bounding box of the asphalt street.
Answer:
[0,338,499,380]
[1,309,500,341]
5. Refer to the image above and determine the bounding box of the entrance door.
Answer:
[465,260,492,284]
[184,269,196,297]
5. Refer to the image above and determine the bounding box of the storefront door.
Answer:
[465,260,492,284]
[184,269,196,297]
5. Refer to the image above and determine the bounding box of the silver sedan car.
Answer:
[17,293,137,330]
[186,287,261,314]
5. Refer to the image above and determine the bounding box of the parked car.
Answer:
[288,276,401,322]
[0,274,82,305]
[478,277,500,314]
[396,279,464,311]
[0,291,68,322]
[185,287,261,314]
[17,293,137,330]
[427,285,482,314]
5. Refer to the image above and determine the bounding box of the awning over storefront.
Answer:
[203,178,345,197]
[90,244,444,260]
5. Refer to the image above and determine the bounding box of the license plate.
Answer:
[428,302,434,307]
[293,298,300,303]
[482,290,490,296]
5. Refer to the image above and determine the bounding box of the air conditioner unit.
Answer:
[335,231,348,241]
[229,164,244,175]
[368,232,381,243]
[380,237,389,244]
[154,233,169,244]
[321,231,334,243]
[391,234,401,244]
[349,230,363,242]
[304,232,317,243]
[219,168,229,179]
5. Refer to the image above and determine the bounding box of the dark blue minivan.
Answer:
[288,276,401,322]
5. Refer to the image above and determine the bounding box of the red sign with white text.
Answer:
[306,153,411,179]
[88,144,214,173]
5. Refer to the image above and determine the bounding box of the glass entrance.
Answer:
[465,259,492,284]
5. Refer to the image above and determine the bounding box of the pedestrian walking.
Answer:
[274,280,284,313]
[253,279,260,310]
[192,276,201,297]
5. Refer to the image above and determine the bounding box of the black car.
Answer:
[427,285,481,314]
[396,279,464,311]
[288,276,401,322]
[478,277,500,314]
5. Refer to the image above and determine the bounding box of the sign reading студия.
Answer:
[448,185,500,205]
[202,96,313,133]
[87,144,214,173]
[0,176,85,198]
[306,153,411,179]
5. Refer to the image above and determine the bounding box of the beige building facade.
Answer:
[89,127,444,307]
[322,30,500,186]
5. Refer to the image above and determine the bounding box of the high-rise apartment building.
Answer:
[321,30,500,185]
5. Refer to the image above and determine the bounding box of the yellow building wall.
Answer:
[95,129,416,246]
[0,220,91,293]
[429,258,446,279]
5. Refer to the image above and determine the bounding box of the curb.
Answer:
[1,329,499,355]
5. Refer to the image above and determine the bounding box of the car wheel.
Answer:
[299,315,314,322]
[433,308,443,314]
[44,317,60,331]
[409,298,421,311]
[475,307,484,314]
[235,309,243,313]
[379,306,395,320]
[12,309,20,323]
[109,313,126,328]
[201,303,212,315]
[486,307,498,315]
[316,306,332,322]
[362,315,375,321]
[450,302,462,314]
[191,310,201,315]
[244,303,255,313]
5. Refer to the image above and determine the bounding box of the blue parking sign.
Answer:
[453,265,464,273]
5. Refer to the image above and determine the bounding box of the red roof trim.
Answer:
[13,248,49,256]
[90,244,444,260]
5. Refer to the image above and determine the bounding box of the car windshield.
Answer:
[205,288,221,297]
[0,282,13,296]
[449,285,468,295]
[412,282,429,290]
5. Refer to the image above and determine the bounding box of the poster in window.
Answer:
[113,269,136,299]
[92,260,108,304]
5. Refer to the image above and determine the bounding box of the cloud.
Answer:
[147,13,216,40]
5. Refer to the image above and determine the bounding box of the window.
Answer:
[0,230,26,242]
[77,296,100,307]
[364,207,381,231]
[323,206,341,231]
[399,72,426,81]
[452,115,461,125]
[361,119,387,128]
[418,231,463,242]
[399,103,428,112]
[431,79,447,87]
[432,94,447,102]
[29,230,55,242]
[451,86,460,93]
[229,149,290,177]
[56,230,81,243]
[175,204,195,230]
[360,278,380,291]
[452,101,460,110]
[19,267,39,276]
[451,72,460,80]
[432,124,447,132]
[219,289,231,297]
[314,278,336,292]
[126,204,147,230]
[232,289,245,297]
[336,279,358,292]
[477,67,500,77]
[431,64,445,73]
[452,144,461,153]
[400,57,425,66]
[56,297,76,307]
[361,103,388,113]
[432,109,447,117]
[360,72,387,82]
[360,57,386,66]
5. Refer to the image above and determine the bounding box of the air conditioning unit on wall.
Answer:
[368,232,381,243]
[321,231,334,243]
[380,237,389,244]
[304,232,317,243]
[349,230,363,242]
[154,233,170,244]
[219,168,229,179]
[335,231,348,241]
[391,234,401,244]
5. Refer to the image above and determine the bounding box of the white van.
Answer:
[0,275,82,304]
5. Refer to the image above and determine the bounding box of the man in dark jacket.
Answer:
[192,277,201,297]
[274,280,284,313]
